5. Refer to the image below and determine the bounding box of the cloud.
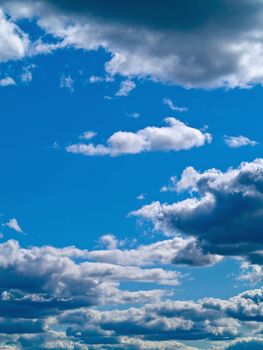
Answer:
[4,218,23,233]
[0,239,180,316]
[87,236,222,267]
[98,234,119,250]
[163,98,188,113]
[132,159,263,261]
[59,74,74,92]
[57,287,263,345]
[0,8,29,62]
[0,238,261,347]
[224,135,258,148]
[79,130,97,140]
[137,194,145,200]
[20,64,35,83]
[116,79,136,96]
[225,338,263,350]
[127,112,140,119]
[4,0,263,88]
[0,77,16,87]
[66,118,212,157]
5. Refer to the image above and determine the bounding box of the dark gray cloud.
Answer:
[35,0,260,31]
[56,288,263,345]
[133,159,263,261]
[2,0,263,87]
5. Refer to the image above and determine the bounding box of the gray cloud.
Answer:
[132,159,263,260]
[2,1,263,87]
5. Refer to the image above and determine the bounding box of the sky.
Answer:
[0,1,263,349]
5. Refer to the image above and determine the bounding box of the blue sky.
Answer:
[0,1,263,349]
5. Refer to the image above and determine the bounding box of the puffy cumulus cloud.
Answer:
[224,135,258,148]
[0,239,182,319]
[56,288,263,345]
[0,331,88,350]
[0,239,181,298]
[0,77,16,87]
[3,1,263,87]
[132,159,263,261]
[66,118,212,157]
[0,8,29,62]
[88,236,222,267]
[0,238,261,347]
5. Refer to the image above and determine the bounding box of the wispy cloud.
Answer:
[224,135,258,148]
[59,74,74,92]
[116,79,136,96]
[163,98,188,112]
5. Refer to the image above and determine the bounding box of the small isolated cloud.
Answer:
[116,79,136,96]
[137,194,146,200]
[59,74,74,92]
[66,117,212,157]
[89,75,114,83]
[52,142,60,149]
[20,64,35,83]
[4,218,23,233]
[163,98,188,112]
[89,75,104,83]
[79,131,97,140]
[224,135,258,148]
[160,176,177,193]
[0,77,16,87]
[98,234,119,250]
[127,112,140,119]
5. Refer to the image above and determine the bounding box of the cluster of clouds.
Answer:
[0,237,262,348]
[0,160,262,347]
[0,1,263,348]
[66,118,212,156]
[2,0,263,88]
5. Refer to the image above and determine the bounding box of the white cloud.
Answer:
[66,117,212,157]
[87,236,221,267]
[79,130,97,140]
[88,75,114,83]
[89,75,104,83]
[127,112,140,119]
[163,98,188,112]
[116,79,136,96]
[0,77,15,87]
[20,64,35,83]
[0,9,29,62]
[224,135,258,148]
[59,74,74,92]
[4,218,23,233]
[137,193,145,200]
[98,234,119,250]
